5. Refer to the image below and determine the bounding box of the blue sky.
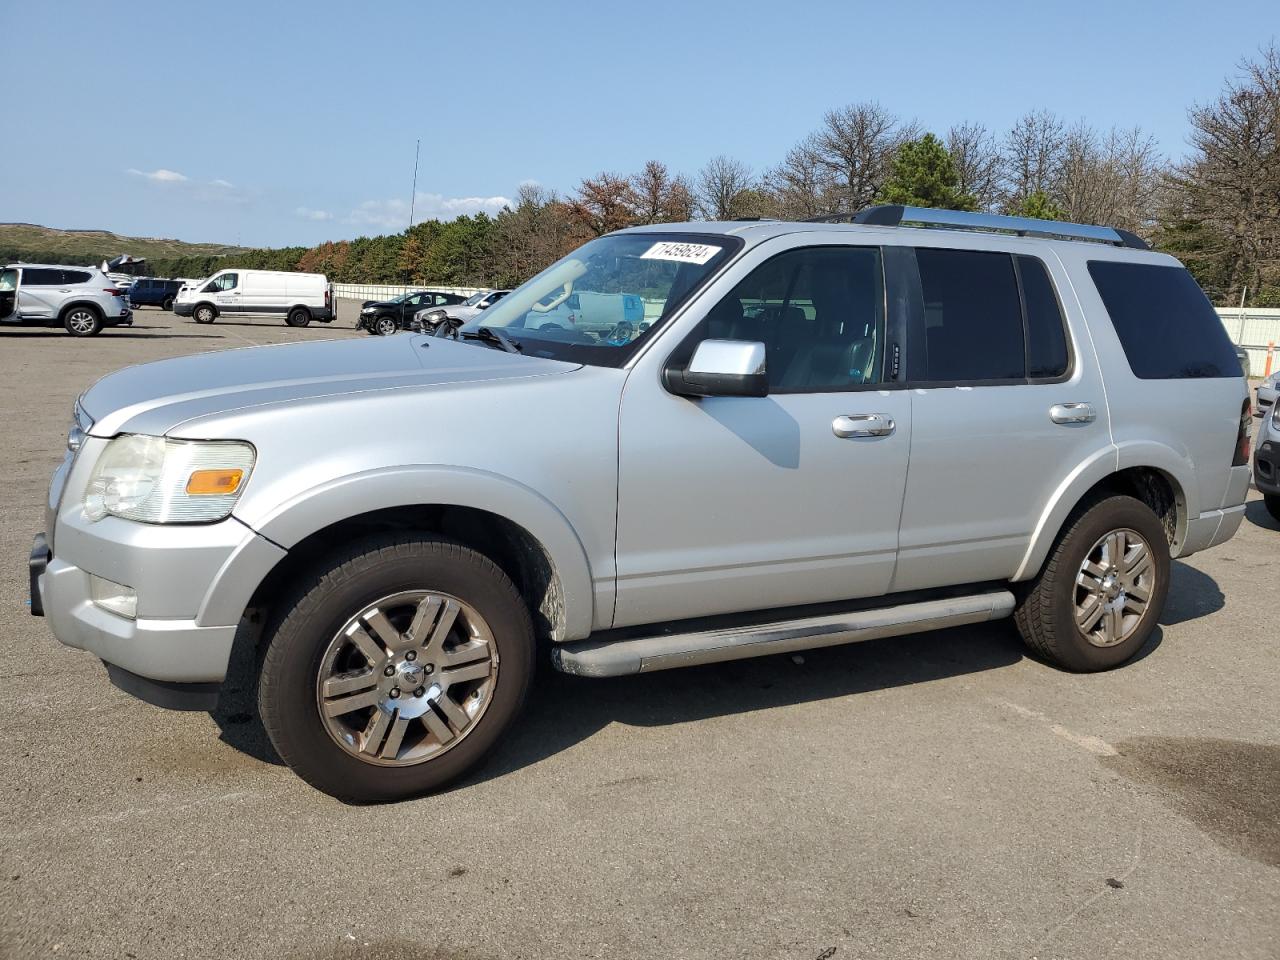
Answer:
[5,0,1275,248]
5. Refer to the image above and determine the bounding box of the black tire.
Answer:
[373,315,398,336]
[194,304,217,324]
[63,305,102,337]
[286,307,311,328]
[1014,494,1170,672]
[162,297,175,311]
[1265,494,1280,525]
[258,534,534,802]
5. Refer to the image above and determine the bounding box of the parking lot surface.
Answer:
[1,306,1278,960]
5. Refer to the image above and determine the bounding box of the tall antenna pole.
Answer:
[408,138,421,231]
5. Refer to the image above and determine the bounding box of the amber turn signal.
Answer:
[186,468,245,496]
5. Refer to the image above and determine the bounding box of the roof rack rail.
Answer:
[806,205,1149,250]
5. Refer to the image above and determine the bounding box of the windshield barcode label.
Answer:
[639,242,721,265]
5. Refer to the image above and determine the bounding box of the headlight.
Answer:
[84,435,255,524]
[1266,371,1280,388]
[361,306,376,314]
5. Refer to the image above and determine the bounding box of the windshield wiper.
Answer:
[463,326,522,354]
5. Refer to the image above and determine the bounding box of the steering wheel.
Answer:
[531,281,573,313]
[606,320,634,345]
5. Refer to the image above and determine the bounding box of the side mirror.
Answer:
[665,339,768,398]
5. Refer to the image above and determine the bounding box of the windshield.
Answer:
[459,233,740,367]
[462,291,488,307]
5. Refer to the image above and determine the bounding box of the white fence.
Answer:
[333,282,482,302]
[1216,307,1280,377]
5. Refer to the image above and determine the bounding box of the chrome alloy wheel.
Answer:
[316,591,499,766]
[67,309,96,334]
[1074,528,1155,648]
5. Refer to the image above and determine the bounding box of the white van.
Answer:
[173,269,334,327]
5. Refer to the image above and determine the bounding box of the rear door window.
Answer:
[61,270,92,285]
[22,268,62,286]
[1087,261,1240,379]
[914,248,1025,382]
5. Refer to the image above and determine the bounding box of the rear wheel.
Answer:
[193,304,217,324]
[258,534,534,802]
[1014,494,1170,671]
[374,315,398,336]
[286,307,311,328]
[1265,494,1280,524]
[63,306,102,337]
[162,296,175,311]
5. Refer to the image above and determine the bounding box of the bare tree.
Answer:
[568,172,639,236]
[764,135,830,219]
[1164,44,1280,302]
[1055,124,1163,233]
[1001,109,1066,211]
[946,122,1003,211]
[630,160,695,224]
[810,102,918,212]
[694,155,755,220]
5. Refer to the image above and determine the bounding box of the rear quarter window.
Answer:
[1088,261,1240,379]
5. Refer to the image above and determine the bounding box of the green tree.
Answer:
[1010,189,1066,221]
[877,133,977,210]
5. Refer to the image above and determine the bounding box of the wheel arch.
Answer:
[1014,447,1191,581]
[231,467,595,644]
[194,300,218,318]
[57,299,104,321]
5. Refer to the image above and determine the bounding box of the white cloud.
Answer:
[296,206,333,221]
[126,167,188,183]
[211,178,235,188]
[346,192,512,230]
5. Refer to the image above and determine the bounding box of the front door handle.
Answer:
[833,414,896,438]
[1050,402,1096,425]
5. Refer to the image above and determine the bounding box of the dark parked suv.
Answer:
[127,278,185,311]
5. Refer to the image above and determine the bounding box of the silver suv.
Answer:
[29,207,1251,801]
[0,263,133,336]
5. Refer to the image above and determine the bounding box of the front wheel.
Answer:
[373,315,398,336]
[286,307,311,328]
[193,304,217,324]
[258,535,534,802]
[1014,494,1170,671]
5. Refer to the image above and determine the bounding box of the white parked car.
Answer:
[0,263,133,336]
[173,269,335,327]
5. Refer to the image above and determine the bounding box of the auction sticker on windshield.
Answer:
[639,241,722,265]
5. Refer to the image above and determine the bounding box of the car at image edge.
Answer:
[0,263,132,336]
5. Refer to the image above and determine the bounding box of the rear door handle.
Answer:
[1050,402,1096,425]
[833,414,895,438]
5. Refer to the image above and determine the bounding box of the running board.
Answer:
[552,590,1016,678]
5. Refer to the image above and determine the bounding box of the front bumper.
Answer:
[32,434,287,708]
[173,301,195,317]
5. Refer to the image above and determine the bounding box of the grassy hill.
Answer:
[0,222,247,267]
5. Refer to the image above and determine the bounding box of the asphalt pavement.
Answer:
[1,304,1277,960]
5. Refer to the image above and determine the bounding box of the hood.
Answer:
[81,334,579,437]
[362,298,406,310]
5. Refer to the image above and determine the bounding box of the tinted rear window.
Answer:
[22,268,62,285]
[63,270,92,285]
[1088,261,1240,379]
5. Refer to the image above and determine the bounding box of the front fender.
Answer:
[239,465,597,641]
